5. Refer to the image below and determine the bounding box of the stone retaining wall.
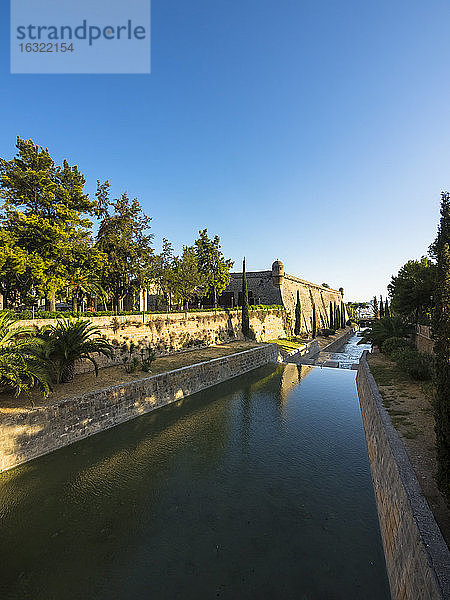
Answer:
[0,344,278,474]
[356,352,450,600]
[415,324,434,356]
[14,309,286,375]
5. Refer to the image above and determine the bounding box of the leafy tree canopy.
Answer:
[194,229,233,307]
[0,138,102,306]
[388,257,435,323]
[96,187,154,308]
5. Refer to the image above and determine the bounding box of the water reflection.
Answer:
[0,364,389,600]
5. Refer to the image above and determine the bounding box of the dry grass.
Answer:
[0,341,261,411]
[368,352,450,546]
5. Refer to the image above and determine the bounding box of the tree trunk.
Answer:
[49,292,56,312]
[72,296,78,312]
[60,361,76,383]
[0,293,3,311]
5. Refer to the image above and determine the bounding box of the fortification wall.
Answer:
[15,309,287,374]
[226,271,283,305]
[280,275,344,333]
[225,270,344,334]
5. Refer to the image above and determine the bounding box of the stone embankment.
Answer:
[0,344,278,474]
[357,351,450,600]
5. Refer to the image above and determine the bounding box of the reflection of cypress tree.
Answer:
[329,301,334,329]
[294,290,302,336]
[312,303,317,338]
[242,257,250,337]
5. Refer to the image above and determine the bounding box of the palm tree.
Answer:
[39,317,113,383]
[65,269,108,312]
[0,312,50,399]
[358,316,412,349]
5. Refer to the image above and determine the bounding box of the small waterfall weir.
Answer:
[294,330,371,370]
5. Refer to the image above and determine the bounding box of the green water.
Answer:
[0,364,390,599]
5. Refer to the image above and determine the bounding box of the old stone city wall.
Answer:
[15,309,287,375]
[280,275,345,334]
[226,271,345,334]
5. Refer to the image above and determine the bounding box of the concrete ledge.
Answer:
[320,326,356,353]
[356,350,450,600]
[276,340,320,363]
[0,344,278,473]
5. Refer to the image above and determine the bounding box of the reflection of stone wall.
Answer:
[15,309,287,374]
[357,353,450,600]
[0,345,279,473]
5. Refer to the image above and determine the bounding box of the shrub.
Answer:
[381,337,410,357]
[394,347,433,381]
[0,312,50,399]
[358,316,412,349]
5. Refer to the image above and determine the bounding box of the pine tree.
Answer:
[329,301,334,330]
[430,191,450,501]
[379,295,384,318]
[241,257,250,337]
[194,229,234,307]
[294,290,302,336]
[312,303,317,338]
[0,137,102,309]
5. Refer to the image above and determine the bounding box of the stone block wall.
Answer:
[356,352,450,600]
[15,309,287,375]
[280,275,345,334]
[0,344,278,473]
[225,270,345,334]
[415,325,434,356]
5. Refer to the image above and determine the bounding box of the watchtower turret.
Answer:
[272,260,285,287]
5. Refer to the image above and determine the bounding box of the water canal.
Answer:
[0,356,390,599]
[327,331,372,368]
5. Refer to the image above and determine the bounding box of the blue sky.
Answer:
[1,0,450,301]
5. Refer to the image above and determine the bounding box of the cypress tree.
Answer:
[294,290,302,336]
[329,301,334,330]
[341,302,346,328]
[335,304,340,329]
[384,298,390,317]
[312,303,317,339]
[241,257,250,337]
[373,296,379,319]
[430,192,450,501]
[379,295,384,318]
